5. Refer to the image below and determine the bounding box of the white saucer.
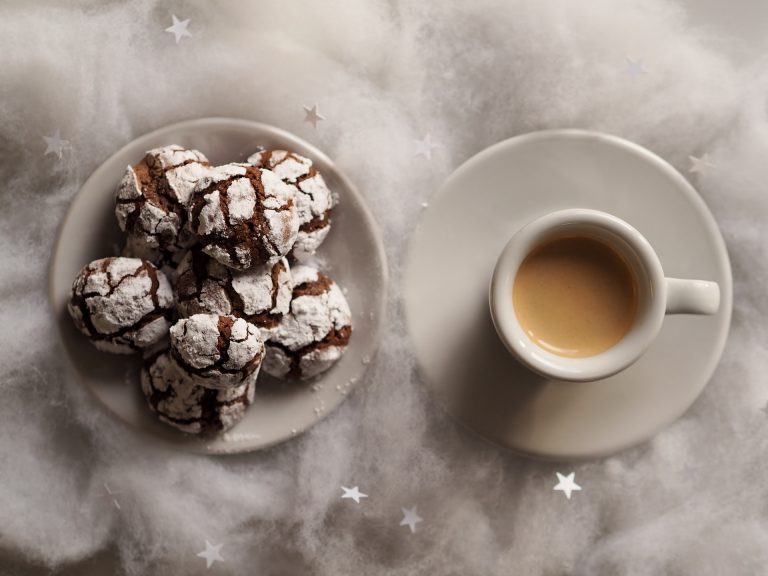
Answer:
[404,130,732,461]
[49,118,388,454]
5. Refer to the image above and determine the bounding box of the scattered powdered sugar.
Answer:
[222,431,262,443]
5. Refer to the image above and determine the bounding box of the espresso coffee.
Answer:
[512,236,638,358]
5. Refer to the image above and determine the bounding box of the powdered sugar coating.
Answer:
[115,145,210,267]
[247,150,336,260]
[147,145,207,170]
[174,248,292,340]
[67,257,173,354]
[169,314,265,389]
[263,265,352,380]
[187,163,299,271]
[141,351,257,434]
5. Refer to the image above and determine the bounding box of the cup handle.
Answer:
[665,278,720,315]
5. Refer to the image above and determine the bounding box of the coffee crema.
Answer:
[512,236,638,358]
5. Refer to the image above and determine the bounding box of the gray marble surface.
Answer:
[1,1,767,574]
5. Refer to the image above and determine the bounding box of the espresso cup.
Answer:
[489,208,720,382]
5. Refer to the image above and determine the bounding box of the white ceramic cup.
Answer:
[489,208,720,382]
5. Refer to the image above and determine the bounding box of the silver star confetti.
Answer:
[303,104,326,128]
[196,540,224,569]
[98,482,123,510]
[399,506,423,533]
[43,129,68,159]
[553,472,582,499]
[625,56,648,77]
[689,154,715,174]
[341,486,368,504]
[413,133,439,160]
[165,14,192,44]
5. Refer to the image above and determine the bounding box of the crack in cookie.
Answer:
[262,265,352,380]
[115,145,210,269]
[174,247,292,341]
[141,350,256,434]
[247,150,336,261]
[169,313,265,389]
[68,257,173,354]
[187,164,298,271]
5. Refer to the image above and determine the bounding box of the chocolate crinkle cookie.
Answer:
[169,313,265,389]
[263,265,352,380]
[141,349,256,434]
[247,150,336,260]
[174,247,292,341]
[115,145,210,268]
[67,257,173,354]
[187,163,299,271]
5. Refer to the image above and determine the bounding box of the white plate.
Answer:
[49,118,388,454]
[405,130,732,461]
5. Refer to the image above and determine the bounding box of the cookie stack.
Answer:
[68,145,353,435]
